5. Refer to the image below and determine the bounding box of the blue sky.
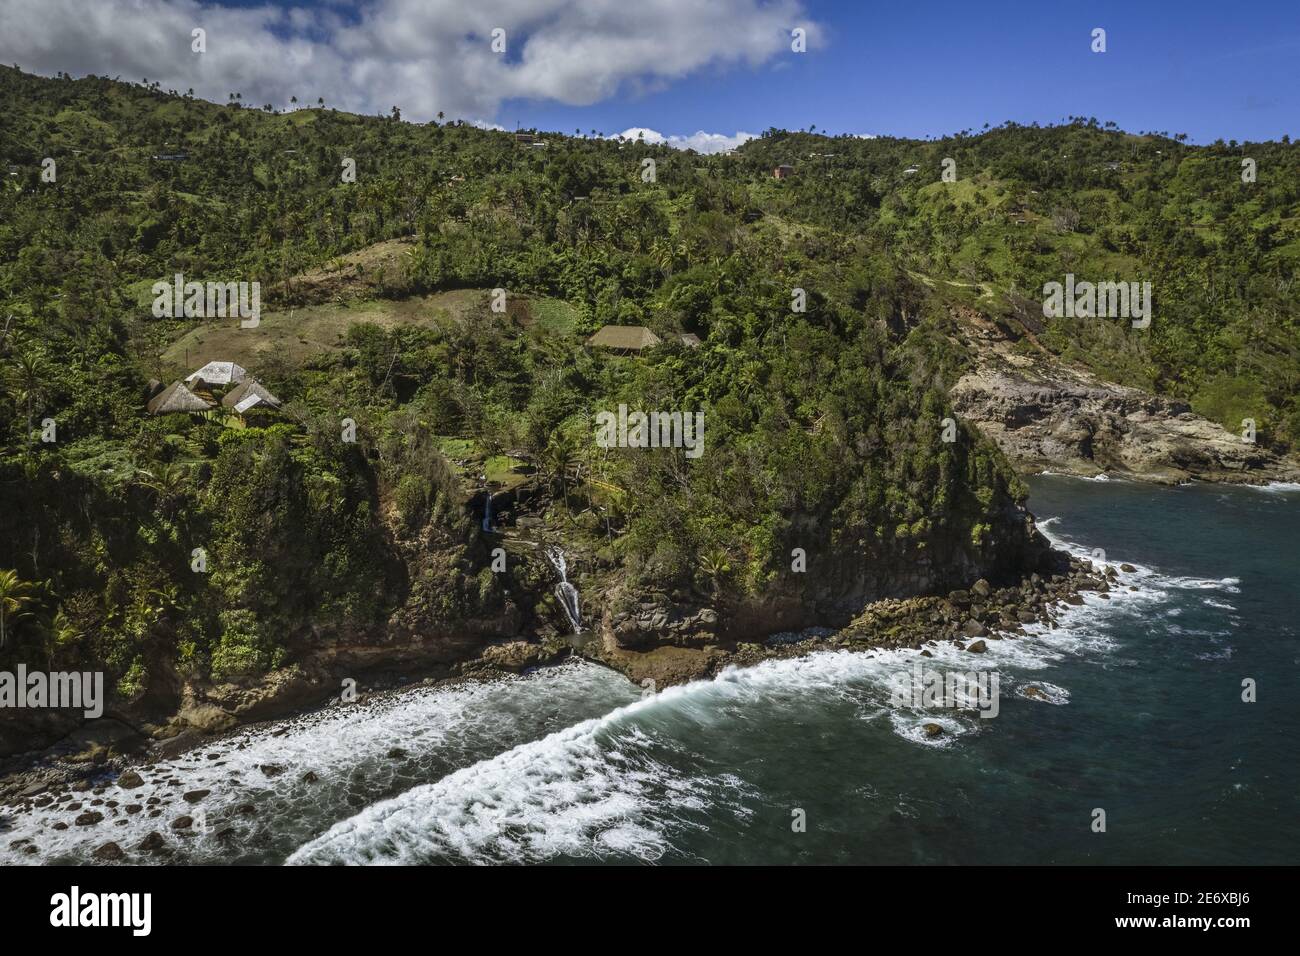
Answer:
[2,0,1297,146]
[512,0,1300,143]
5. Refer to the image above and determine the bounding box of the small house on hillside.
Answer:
[773,164,794,179]
[222,378,282,415]
[586,325,662,354]
[147,380,216,416]
[186,361,247,388]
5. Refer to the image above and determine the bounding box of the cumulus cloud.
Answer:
[614,127,756,154]
[0,0,817,122]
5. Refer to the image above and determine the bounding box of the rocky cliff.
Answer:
[948,310,1300,485]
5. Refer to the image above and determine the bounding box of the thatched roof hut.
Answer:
[586,325,662,352]
[185,361,247,387]
[222,378,282,412]
[147,380,216,415]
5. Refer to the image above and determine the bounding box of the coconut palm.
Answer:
[4,348,47,444]
[0,569,39,649]
[44,609,82,667]
[140,461,192,515]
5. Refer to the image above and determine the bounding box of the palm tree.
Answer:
[139,462,191,516]
[44,609,82,667]
[541,431,579,509]
[699,548,731,596]
[5,348,47,447]
[0,569,38,649]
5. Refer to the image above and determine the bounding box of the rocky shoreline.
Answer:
[948,306,1300,486]
[0,544,1123,809]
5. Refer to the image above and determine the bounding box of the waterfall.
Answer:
[482,492,494,533]
[544,546,582,634]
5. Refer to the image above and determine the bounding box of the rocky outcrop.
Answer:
[950,312,1300,485]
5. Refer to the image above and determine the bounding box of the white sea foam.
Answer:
[1015,680,1071,705]
[6,518,1215,867]
[1239,481,1300,494]
[287,575,1148,865]
[0,662,634,865]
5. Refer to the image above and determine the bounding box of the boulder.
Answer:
[92,841,124,861]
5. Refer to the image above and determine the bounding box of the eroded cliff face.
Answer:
[594,501,1054,655]
[948,310,1300,485]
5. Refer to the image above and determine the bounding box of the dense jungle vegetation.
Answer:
[1,65,1296,696]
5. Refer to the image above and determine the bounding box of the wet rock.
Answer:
[966,640,988,653]
[923,723,944,738]
[92,841,123,861]
[125,805,142,815]
[170,815,193,830]
[961,620,988,639]
[74,811,104,826]
[182,789,210,804]
[237,803,257,816]
[117,770,145,789]
[51,822,68,831]
[971,579,992,599]
[1022,685,1049,701]
[301,771,319,784]
[138,831,166,854]
[1120,564,1137,573]
[259,764,284,778]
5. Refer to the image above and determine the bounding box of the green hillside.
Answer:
[1,65,1295,701]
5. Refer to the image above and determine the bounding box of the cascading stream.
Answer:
[545,545,582,634]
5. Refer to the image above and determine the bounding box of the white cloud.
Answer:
[0,0,818,122]
[614,127,756,154]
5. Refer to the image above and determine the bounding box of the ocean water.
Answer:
[3,476,1297,865]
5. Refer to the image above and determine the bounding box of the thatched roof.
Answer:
[147,380,216,415]
[185,361,247,387]
[222,378,281,410]
[586,325,662,351]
